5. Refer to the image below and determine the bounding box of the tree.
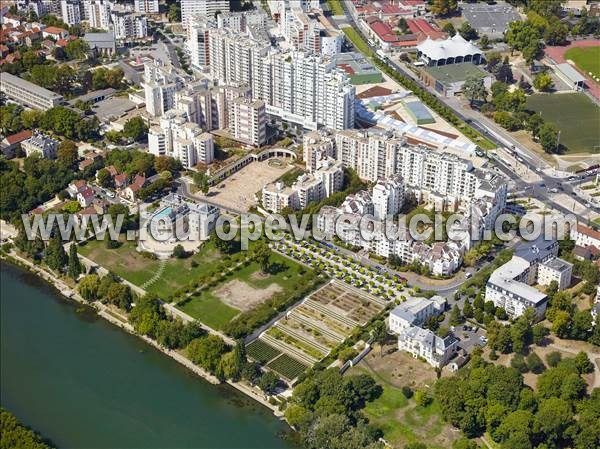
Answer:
[45,230,67,272]
[254,241,272,274]
[192,171,210,194]
[285,404,313,430]
[536,397,574,446]
[97,168,112,188]
[462,76,487,106]
[65,38,89,60]
[67,243,82,280]
[538,122,559,153]
[430,0,458,17]
[172,244,188,259]
[533,73,554,92]
[186,335,228,373]
[479,35,490,49]
[526,352,545,374]
[257,371,280,395]
[20,109,43,129]
[414,388,432,407]
[106,283,133,310]
[463,299,474,318]
[526,113,544,138]
[459,22,478,40]
[574,351,594,374]
[57,140,78,168]
[551,310,571,337]
[442,22,456,37]
[545,351,562,368]
[123,116,148,142]
[168,4,181,21]
[511,354,529,373]
[78,274,100,301]
[532,324,549,345]
[449,304,463,326]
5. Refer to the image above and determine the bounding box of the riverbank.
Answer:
[1,251,284,417]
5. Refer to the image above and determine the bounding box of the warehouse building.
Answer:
[419,62,493,97]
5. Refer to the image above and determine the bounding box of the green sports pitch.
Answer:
[526,93,600,154]
[564,46,600,79]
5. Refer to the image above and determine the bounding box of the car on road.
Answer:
[549,188,558,193]
[568,176,577,181]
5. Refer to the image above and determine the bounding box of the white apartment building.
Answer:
[485,238,559,320]
[216,10,268,33]
[230,97,267,147]
[372,175,404,220]
[571,224,600,250]
[134,0,158,13]
[207,28,355,130]
[0,72,63,110]
[174,82,251,131]
[111,9,148,41]
[262,182,299,213]
[397,326,459,368]
[187,16,213,69]
[538,258,573,290]
[148,110,214,169]
[281,7,321,54]
[61,0,82,25]
[143,59,187,117]
[85,0,110,29]
[181,0,230,27]
[303,130,335,172]
[388,296,447,333]
[22,133,59,159]
[262,159,344,212]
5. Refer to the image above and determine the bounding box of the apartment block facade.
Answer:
[230,97,267,147]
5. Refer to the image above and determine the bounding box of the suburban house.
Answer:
[77,187,96,208]
[21,133,59,159]
[571,224,600,251]
[121,174,146,201]
[68,179,89,198]
[0,129,32,158]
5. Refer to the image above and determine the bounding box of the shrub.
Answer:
[546,351,562,367]
[526,352,545,374]
[401,386,413,399]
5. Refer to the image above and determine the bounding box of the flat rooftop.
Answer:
[423,62,489,86]
[541,257,573,273]
[461,2,522,34]
[0,72,63,100]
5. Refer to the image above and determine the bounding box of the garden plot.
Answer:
[247,281,387,382]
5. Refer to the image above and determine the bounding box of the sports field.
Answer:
[565,46,600,79]
[526,93,600,154]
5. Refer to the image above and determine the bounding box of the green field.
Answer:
[565,46,600,78]
[177,291,239,330]
[526,93,600,154]
[176,252,310,329]
[78,239,220,298]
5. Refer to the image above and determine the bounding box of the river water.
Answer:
[0,263,296,449]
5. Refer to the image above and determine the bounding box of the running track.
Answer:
[545,39,600,100]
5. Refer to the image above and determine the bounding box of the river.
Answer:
[0,262,297,449]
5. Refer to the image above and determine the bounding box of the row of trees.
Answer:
[78,272,134,310]
[435,350,599,448]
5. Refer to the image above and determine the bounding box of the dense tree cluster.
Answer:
[285,368,384,449]
[0,408,52,449]
[77,273,134,310]
[0,157,79,222]
[435,352,599,449]
[0,104,99,141]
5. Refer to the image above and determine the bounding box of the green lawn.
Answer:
[565,46,600,78]
[526,93,600,154]
[78,238,220,298]
[176,252,310,328]
[178,291,239,330]
[326,0,345,16]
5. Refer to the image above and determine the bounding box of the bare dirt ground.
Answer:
[204,159,293,212]
[355,342,438,389]
[214,279,282,312]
